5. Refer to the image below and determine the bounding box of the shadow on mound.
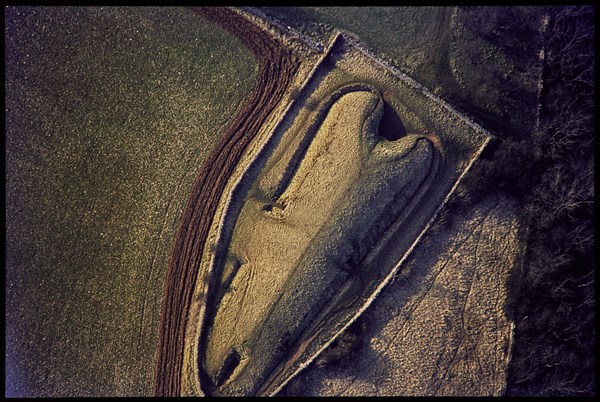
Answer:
[379,101,406,141]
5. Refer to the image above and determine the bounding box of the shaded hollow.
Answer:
[378,101,406,141]
[215,348,241,387]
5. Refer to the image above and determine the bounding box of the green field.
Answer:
[5,6,257,397]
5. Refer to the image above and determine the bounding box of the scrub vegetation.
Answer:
[446,5,594,396]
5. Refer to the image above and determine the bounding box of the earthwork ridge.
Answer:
[153,7,301,396]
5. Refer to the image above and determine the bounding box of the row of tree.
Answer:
[447,6,594,396]
[505,6,594,396]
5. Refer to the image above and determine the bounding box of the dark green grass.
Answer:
[5,6,257,397]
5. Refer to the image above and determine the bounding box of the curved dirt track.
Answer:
[153,7,300,397]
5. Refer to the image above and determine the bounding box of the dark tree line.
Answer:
[504,6,594,396]
[446,5,594,396]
